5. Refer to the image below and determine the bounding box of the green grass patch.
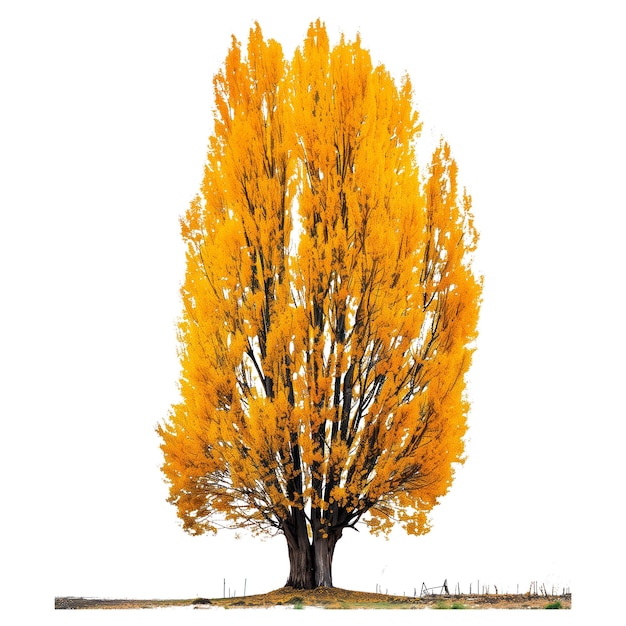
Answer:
[288,596,304,609]
[545,600,562,609]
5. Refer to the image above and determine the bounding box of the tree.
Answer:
[158,21,482,590]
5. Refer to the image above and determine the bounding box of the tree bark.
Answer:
[313,531,340,587]
[284,510,314,589]
[284,512,344,588]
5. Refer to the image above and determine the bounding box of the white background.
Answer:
[1,1,624,623]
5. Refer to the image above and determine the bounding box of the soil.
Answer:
[55,586,571,610]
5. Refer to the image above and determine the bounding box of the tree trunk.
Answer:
[283,512,344,588]
[313,532,340,587]
[285,538,314,589]
[284,510,314,589]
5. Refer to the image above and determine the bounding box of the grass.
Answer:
[545,600,562,609]
[435,600,468,609]
[287,596,304,609]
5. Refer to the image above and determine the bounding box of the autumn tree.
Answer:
[158,21,482,589]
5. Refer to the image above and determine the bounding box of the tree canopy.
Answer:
[158,20,482,589]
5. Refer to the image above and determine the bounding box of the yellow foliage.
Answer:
[158,21,481,543]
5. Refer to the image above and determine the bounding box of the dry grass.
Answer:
[56,586,571,610]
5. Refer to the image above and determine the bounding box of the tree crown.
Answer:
[158,20,482,543]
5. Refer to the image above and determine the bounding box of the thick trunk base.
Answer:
[313,535,336,587]
[285,539,314,589]
[284,521,342,589]
[284,510,315,589]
